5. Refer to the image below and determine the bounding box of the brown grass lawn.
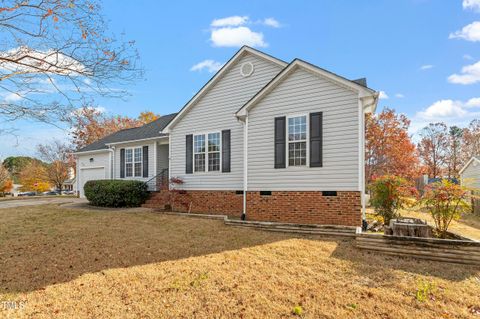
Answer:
[0,205,479,318]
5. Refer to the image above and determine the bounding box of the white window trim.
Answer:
[193,131,222,173]
[124,146,143,178]
[286,113,309,168]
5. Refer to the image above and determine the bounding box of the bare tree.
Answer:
[0,0,142,131]
[446,126,463,178]
[36,139,73,191]
[417,123,448,178]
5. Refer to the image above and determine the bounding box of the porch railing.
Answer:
[144,168,169,192]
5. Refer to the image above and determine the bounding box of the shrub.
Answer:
[84,179,149,207]
[369,175,417,225]
[422,180,470,238]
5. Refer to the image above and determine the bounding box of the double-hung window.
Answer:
[193,132,221,172]
[288,115,307,166]
[125,147,142,177]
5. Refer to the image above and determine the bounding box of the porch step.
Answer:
[224,218,358,237]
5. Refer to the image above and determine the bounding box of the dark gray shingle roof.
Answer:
[76,113,177,153]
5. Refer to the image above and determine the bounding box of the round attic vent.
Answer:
[240,62,254,77]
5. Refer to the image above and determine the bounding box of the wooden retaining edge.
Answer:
[152,211,226,220]
[224,218,358,237]
[355,234,480,265]
[356,243,480,262]
[356,237,480,252]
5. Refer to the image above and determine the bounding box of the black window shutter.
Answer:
[274,116,286,168]
[142,146,149,177]
[222,129,231,173]
[185,134,193,174]
[120,148,125,178]
[310,112,323,167]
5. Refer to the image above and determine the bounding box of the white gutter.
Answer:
[72,149,111,155]
[105,136,167,146]
[242,111,248,220]
[108,146,115,179]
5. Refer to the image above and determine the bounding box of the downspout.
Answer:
[108,146,115,179]
[242,111,248,220]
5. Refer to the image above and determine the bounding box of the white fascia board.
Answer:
[162,46,287,132]
[236,60,377,118]
[73,149,111,155]
[105,136,167,146]
[459,157,480,175]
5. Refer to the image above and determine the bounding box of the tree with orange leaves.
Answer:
[69,106,160,149]
[365,108,421,183]
[18,160,51,193]
[0,164,12,196]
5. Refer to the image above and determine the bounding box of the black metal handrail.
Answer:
[144,168,169,191]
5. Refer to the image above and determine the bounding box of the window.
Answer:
[208,132,221,171]
[193,132,221,172]
[288,115,307,166]
[194,134,206,172]
[125,149,133,177]
[125,147,142,177]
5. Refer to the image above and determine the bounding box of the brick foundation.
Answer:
[143,190,361,226]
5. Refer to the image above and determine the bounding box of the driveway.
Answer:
[0,197,86,209]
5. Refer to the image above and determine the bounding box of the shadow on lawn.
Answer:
[0,205,296,294]
[0,205,478,294]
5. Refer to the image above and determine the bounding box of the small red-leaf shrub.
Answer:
[369,175,418,225]
[422,180,470,238]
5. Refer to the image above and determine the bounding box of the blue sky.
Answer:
[1,0,480,158]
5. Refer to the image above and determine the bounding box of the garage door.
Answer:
[79,167,106,198]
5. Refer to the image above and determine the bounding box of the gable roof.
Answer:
[75,113,177,153]
[162,46,288,132]
[460,156,480,175]
[235,59,378,118]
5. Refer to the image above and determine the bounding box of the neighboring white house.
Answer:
[460,157,480,190]
[75,46,378,227]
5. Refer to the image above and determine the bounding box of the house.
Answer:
[460,157,480,190]
[74,114,176,197]
[75,46,378,227]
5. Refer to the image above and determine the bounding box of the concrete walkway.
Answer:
[0,197,85,209]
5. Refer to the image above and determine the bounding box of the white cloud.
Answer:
[210,26,267,47]
[0,46,86,75]
[395,93,405,98]
[190,59,223,73]
[463,0,480,11]
[449,21,480,42]
[448,60,480,84]
[378,91,389,99]
[3,92,24,102]
[211,16,248,27]
[263,18,281,28]
[466,97,480,108]
[417,100,467,119]
[410,97,480,136]
[420,64,434,70]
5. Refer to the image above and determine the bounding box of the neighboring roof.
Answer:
[235,59,378,118]
[460,156,480,175]
[162,46,288,132]
[75,113,177,153]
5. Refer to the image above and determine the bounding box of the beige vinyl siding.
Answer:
[462,160,480,190]
[169,53,283,190]
[247,67,360,191]
[113,141,156,181]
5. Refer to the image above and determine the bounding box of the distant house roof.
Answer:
[460,156,480,175]
[75,113,177,153]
